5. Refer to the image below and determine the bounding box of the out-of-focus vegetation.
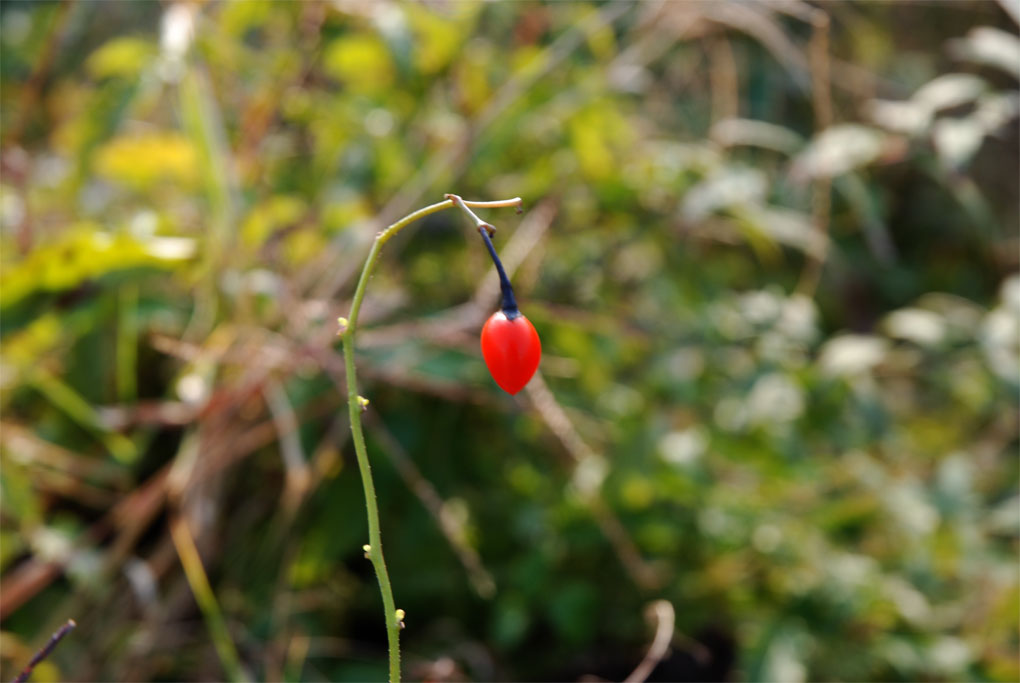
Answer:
[1,1,1018,681]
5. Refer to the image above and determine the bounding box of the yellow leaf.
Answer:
[323,35,394,94]
[94,132,198,191]
[87,37,155,80]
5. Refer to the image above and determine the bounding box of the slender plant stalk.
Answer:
[170,516,248,683]
[341,196,522,683]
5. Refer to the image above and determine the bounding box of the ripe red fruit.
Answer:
[480,311,541,394]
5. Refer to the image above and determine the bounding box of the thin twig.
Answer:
[624,601,676,683]
[12,619,76,683]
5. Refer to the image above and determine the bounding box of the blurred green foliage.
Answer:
[1,2,1018,682]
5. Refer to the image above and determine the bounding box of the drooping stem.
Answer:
[477,224,519,317]
[446,194,520,318]
[341,195,521,683]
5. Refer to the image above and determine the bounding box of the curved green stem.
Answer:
[340,195,522,683]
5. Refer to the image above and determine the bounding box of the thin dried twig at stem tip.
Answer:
[12,619,76,683]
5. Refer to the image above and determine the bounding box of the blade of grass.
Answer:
[169,515,249,683]
[178,66,236,262]
[178,62,237,341]
[27,368,137,464]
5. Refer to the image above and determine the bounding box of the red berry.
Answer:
[480,311,541,394]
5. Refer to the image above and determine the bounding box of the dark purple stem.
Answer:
[13,620,76,683]
[477,225,520,318]
[444,193,522,319]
